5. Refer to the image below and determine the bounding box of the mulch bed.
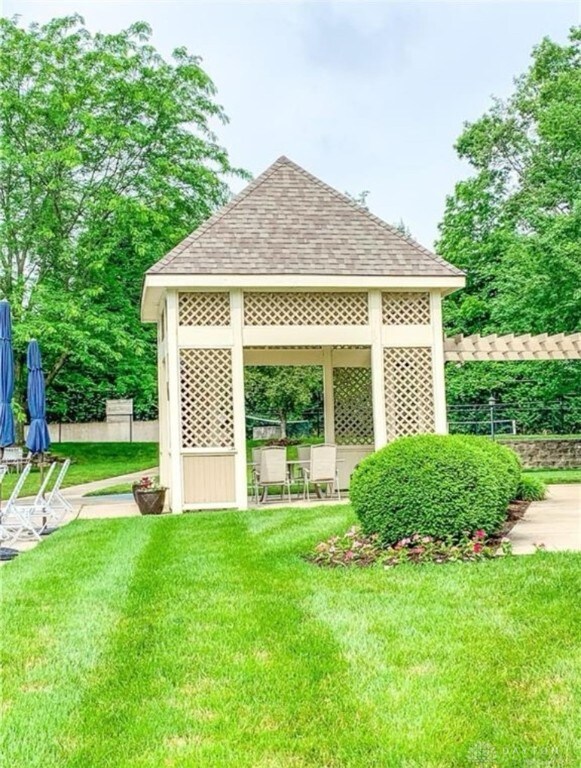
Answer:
[494,499,530,540]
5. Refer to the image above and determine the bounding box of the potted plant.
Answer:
[132,476,167,515]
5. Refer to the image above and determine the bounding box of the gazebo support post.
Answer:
[156,307,170,493]
[231,289,249,509]
[430,291,448,433]
[369,290,387,449]
[322,346,335,443]
[165,290,184,512]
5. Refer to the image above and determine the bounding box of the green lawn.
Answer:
[85,481,135,497]
[523,468,581,484]
[1,505,580,767]
[1,442,158,498]
[499,434,581,442]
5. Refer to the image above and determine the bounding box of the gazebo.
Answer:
[141,156,466,511]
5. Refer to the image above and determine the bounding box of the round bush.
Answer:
[350,435,521,544]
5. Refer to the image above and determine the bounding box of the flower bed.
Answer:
[309,525,513,568]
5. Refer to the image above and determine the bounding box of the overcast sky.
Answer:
[5,1,579,248]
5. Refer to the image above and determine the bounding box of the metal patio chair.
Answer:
[0,463,35,544]
[301,444,341,501]
[255,447,292,503]
[29,459,73,531]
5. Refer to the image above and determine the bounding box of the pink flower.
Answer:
[345,550,354,561]
[473,542,483,554]
[475,529,486,540]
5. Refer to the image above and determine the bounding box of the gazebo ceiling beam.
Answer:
[243,348,371,368]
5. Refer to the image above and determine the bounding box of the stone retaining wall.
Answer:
[498,439,581,469]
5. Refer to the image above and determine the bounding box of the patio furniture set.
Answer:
[0,459,72,557]
[249,443,342,503]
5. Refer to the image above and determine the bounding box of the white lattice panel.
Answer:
[179,292,231,326]
[382,293,430,325]
[243,292,369,326]
[333,367,374,445]
[384,347,435,439]
[179,348,234,448]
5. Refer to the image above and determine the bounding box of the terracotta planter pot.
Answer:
[132,486,167,515]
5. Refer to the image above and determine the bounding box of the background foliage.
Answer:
[439,28,581,424]
[1,18,578,430]
[0,15,244,423]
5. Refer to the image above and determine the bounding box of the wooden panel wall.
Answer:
[182,454,236,505]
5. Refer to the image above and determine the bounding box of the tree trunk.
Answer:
[14,357,25,445]
[279,413,287,439]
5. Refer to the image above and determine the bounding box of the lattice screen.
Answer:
[384,347,435,440]
[333,367,374,445]
[243,292,369,326]
[179,348,234,448]
[179,292,231,326]
[382,293,430,325]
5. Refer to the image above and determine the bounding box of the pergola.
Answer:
[141,156,466,511]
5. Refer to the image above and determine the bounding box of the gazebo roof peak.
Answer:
[148,155,463,279]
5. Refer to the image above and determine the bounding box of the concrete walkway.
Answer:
[508,484,581,555]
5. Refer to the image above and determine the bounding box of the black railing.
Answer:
[448,396,581,437]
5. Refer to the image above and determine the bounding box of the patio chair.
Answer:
[301,444,341,501]
[30,459,73,530]
[0,462,35,543]
[249,447,263,500]
[0,463,20,560]
[255,447,291,503]
[2,446,24,473]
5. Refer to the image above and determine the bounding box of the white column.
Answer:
[156,309,169,491]
[369,290,387,449]
[430,291,448,434]
[231,289,248,509]
[322,346,335,443]
[165,290,183,512]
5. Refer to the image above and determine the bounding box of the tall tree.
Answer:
[438,28,581,425]
[0,15,245,423]
[245,367,323,438]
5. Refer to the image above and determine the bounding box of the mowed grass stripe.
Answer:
[53,512,382,767]
[308,554,581,765]
[1,519,154,767]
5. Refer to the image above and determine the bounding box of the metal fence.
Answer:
[448,396,581,437]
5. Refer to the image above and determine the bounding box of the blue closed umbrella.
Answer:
[25,339,51,454]
[0,300,15,448]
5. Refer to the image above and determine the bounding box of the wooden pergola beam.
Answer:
[444,333,581,362]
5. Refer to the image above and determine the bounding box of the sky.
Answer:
[4,0,579,248]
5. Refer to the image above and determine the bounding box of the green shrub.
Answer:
[516,475,546,501]
[350,435,520,544]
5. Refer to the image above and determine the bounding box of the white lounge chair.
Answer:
[28,459,72,531]
[255,447,291,503]
[4,460,73,540]
[0,463,35,543]
[0,463,21,560]
[301,444,341,501]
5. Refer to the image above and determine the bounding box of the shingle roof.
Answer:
[148,156,463,278]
